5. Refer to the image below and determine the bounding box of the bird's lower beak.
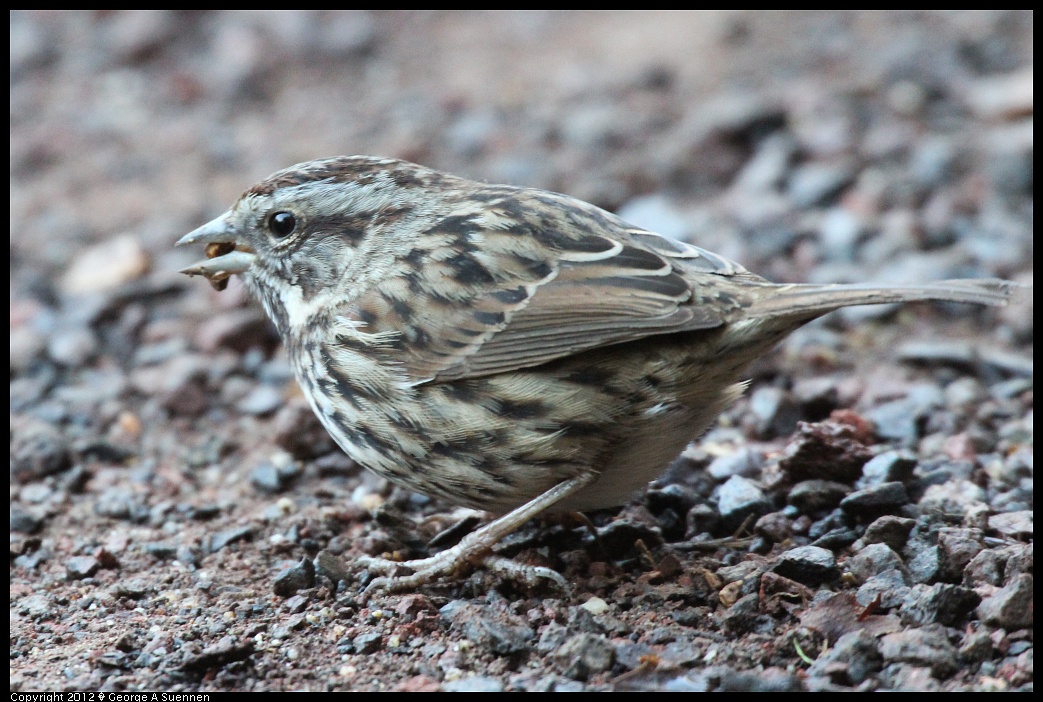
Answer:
[176,212,256,291]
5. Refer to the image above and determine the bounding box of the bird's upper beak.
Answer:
[176,212,256,291]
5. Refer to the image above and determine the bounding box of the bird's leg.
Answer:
[318,473,597,593]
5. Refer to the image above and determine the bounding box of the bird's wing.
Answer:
[338,190,757,383]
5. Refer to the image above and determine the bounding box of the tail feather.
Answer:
[745,278,1017,320]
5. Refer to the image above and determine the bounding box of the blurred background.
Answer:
[11,11,1033,297]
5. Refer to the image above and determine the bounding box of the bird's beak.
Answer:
[176,212,255,291]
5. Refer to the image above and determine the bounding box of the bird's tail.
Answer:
[745,278,1018,320]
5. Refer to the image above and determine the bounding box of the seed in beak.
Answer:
[205,242,236,259]
[203,242,236,290]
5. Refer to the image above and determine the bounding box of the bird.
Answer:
[177,155,1015,591]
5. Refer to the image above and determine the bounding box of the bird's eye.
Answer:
[268,211,297,238]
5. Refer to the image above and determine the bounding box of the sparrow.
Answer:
[178,155,1015,591]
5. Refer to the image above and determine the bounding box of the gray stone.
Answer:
[788,480,850,514]
[65,555,102,581]
[976,574,1033,629]
[807,629,881,685]
[721,593,771,635]
[443,676,505,693]
[906,543,940,584]
[958,630,993,665]
[707,448,763,480]
[899,583,981,626]
[238,385,283,416]
[788,161,855,209]
[840,482,909,516]
[847,542,907,583]
[860,515,916,552]
[272,558,315,598]
[536,621,569,654]
[863,387,943,444]
[879,625,958,678]
[352,631,382,655]
[773,546,838,585]
[718,666,802,692]
[856,569,909,609]
[918,480,987,517]
[10,419,72,482]
[554,633,615,681]
[857,451,917,488]
[754,511,793,544]
[748,386,801,438]
[10,504,44,534]
[988,511,1032,538]
[441,602,534,657]
[715,475,771,531]
[936,527,984,583]
[206,526,255,553]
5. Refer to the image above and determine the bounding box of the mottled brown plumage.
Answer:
[178,156,1014,591]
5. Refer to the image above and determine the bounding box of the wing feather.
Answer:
[336,190,755,383]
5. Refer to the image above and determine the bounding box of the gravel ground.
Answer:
[10,11,1033,692]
